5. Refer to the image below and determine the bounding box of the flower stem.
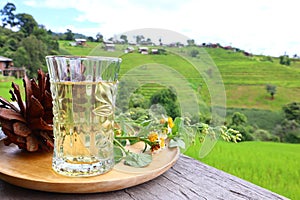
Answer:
[115,136,153,148]
[113,138,127,154]
[115,136,147,140]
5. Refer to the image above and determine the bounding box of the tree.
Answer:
[146,38,152,44]
[0,2,17,28]
[13,46,30,67]
[129,93,148,109]
[283,102,300,123]
[15,13,38,36]
[279,55,290,66]
[32,26,59,54]
[21,35,47,77]
[96,32,103,42]
[189,49,199,57]
[116,78,139,113]
[87,36,94,42]
[150,87,180,119]
[64,29,74,41]
[7,38,18,51]
[230,112,247,126]
[274,119,300,143]
[136,35,144,44]
[187,39,195,46]
[228,112,254,141]
[120,34,128,44]
[266,84,276,100]
[0,4,60,77]
[253,129,279,142]
[273,102,300,143]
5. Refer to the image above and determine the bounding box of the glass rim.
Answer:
[45,55,122,62]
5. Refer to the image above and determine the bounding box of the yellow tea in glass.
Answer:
[46,56,121,177]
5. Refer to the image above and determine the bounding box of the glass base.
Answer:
[52,157,114,177]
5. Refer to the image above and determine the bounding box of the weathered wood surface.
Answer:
[0,130,288,199]
[0,154,288,200]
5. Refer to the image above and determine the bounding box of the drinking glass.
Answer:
[45,55,121,177]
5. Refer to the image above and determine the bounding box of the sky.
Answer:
[1,0,299,57]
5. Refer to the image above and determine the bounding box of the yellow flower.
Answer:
[148,132,159,142]
[168,117,174,128]
[160,118,166,124]
[159,137,165,148]
[115,129,122,136]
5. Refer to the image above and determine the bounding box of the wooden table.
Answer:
[0,154,287,200]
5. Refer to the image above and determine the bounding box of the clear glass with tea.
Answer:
[46,56,121,177]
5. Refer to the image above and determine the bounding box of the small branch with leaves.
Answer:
[113,114,242,168]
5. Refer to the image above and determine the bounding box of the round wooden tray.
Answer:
[0,139,179,193]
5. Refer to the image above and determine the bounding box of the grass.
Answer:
[57,41,300,111]
[58,41,100,55]
[184,141,300,199]
[204,47,300,88]
[226,108,284,131]
[0,76,24,100]
[225,85,300,110]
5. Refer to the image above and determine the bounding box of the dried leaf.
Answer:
[26,135,38,152]
[45,73,51,92]
[13,122,32,137]
[0,119,13,131]
[43,111,53,124]
[40,131,54,148]
[12,82,26,115]
[31,79,41,102]
[0,96,19,112]
[0,69,54,152]
[38,69,46,96]
[2,127,25,144]
[28,118,53,131]
[3,137,12,146]
[0,108,26,122]
[42,91,53,110]
[29,95,44,118]
[9,89,16,101]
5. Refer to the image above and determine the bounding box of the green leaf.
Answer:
[114,146,124,164]
[140,119,152,127]
[169,138,185,149]
[128,139,140,145]
[172,117,182,135]
[124,152,152,168]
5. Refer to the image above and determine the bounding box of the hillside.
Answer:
[58,40,300,111]
[57,40,300,136]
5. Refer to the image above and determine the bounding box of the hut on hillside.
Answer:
[0,56,13,73]
[0,56,26,78]
[104,41,115,51]
[75,38,87,46]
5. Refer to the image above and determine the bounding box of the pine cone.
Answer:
[0,69,54,152]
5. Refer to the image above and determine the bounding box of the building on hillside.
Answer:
[138,47,149,54]
[0,56,13,75]
[124,46,134,53]
[75,38,87,46]
[0,56,13,69]
[103,41,115,51]
[3,67,26,79]
[128,41,137,46]
[0,56,26,78]
[151,48,159,54]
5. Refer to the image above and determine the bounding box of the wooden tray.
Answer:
[0,139,179,193]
